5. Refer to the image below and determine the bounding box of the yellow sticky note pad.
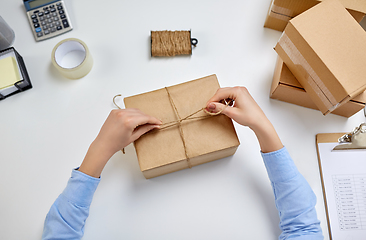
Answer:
[0,56,21,89]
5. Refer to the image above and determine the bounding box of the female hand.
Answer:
[79,109,161,177]
[206,87,268,130]
[206,87,283,153]
[94,109,162,157]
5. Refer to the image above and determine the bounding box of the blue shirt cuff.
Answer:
[261,147,299,183]
[61,168,101,207]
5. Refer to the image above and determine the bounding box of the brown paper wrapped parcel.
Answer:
[124,75,240,179]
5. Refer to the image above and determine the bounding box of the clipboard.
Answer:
[316,132,366,240]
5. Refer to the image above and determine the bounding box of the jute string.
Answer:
[151,30,192,57]
[112,92,232,165]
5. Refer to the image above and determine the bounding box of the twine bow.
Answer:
[113,90,233,167]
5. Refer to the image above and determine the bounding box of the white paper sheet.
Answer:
[318,142,366,240]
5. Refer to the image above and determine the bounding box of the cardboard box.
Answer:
[275,0,366,115]
[270,57,366,118]
[124,75,240,179]
[264,0,366,32]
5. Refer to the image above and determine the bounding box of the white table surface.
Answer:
[1,0,365,239]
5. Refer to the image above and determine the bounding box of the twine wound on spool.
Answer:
[151,30,198,57]
[112,93,233,163]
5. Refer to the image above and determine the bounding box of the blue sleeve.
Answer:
[261,147,323,240]
[42,169,100,240]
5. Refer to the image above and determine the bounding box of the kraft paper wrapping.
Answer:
[124,75,240,179]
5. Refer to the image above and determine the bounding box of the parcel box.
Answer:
[270,57,366,118]
[275,0,366,115]
[264,0,366,32]
[124,75,240,179]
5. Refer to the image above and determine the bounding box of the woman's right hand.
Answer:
[206,87,283,153]
[205,87,268,131]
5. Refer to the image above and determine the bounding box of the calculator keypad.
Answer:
[27,0,72,41]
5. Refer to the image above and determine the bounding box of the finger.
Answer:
[205,102,239,120]
[206,87,238,105]
[205,102,228,114]
[122,110,162,129]
[130,124,160,142]
[220,106,240,120]
[133,114,162,127]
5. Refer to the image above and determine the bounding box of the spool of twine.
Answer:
[151,30,194,57]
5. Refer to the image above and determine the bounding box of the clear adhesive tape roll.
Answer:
[51,38,93,79]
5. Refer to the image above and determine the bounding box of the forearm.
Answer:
[42,170,100,240]
[250,117,283,153]
[79,139,114,178]
[274,175,323,240]
[262,148,323,239]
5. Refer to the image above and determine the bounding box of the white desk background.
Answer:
[1,0,365,239]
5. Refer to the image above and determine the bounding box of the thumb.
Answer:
[206,102,237,119]
[205,102,228,114]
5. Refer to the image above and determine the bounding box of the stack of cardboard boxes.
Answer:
[265,0,366,31]
[265,0,366,117]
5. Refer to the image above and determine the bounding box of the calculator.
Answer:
[23,0,73,41]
